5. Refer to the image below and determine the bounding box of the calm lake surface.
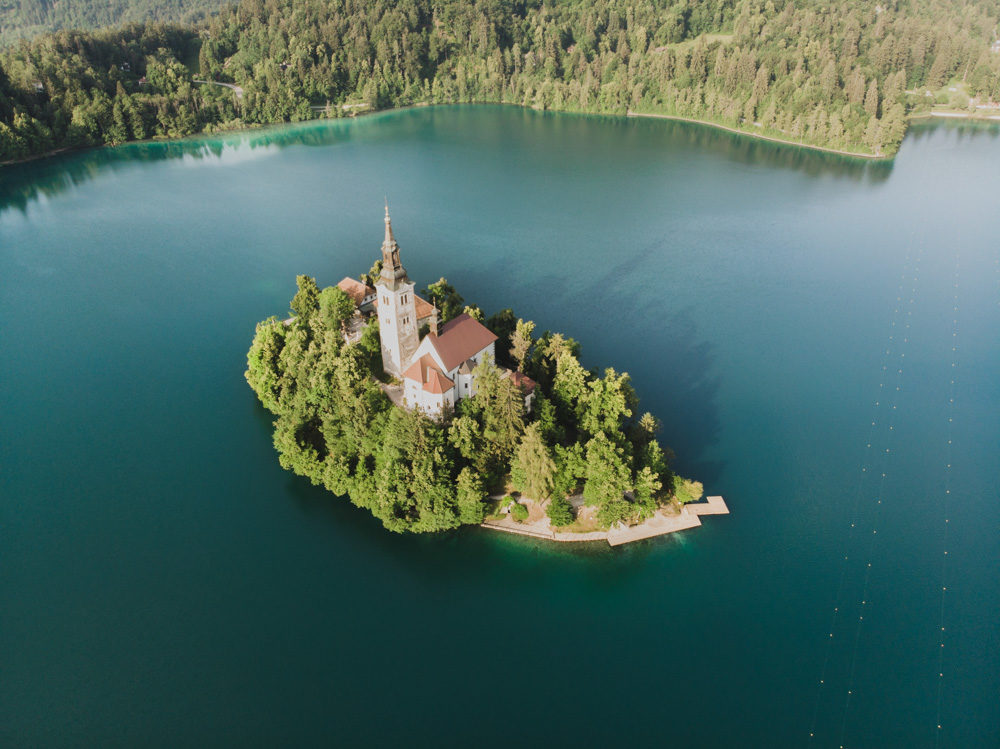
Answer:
[2,106,999,747]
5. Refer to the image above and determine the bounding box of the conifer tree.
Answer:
[290,275,320,322]
[510,423,556,501]
[510,318,535,372]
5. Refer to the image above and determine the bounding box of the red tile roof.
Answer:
[427,313,498,372]
[402,354,455,394]
[507,370,537,394]
[414,295,435,321]
[337,277,375,307]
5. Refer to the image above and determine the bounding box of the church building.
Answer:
[374,205,503,416]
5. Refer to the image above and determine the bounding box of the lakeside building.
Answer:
[340,206,535,416]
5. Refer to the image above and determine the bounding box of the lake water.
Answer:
[2,106,998,746]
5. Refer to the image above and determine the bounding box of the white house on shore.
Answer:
[354,205,534,416]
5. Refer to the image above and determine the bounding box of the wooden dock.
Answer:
[482,496,729,547]
[687,496,730,516]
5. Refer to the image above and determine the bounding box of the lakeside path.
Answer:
[919,110,1000,120]
[626,110,885,160]
[193,79,244,99]
[482,496,729,547]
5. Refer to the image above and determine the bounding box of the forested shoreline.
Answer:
[246,274,699,534]
[3,0,1000,164]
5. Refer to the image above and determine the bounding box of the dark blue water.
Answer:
[2,107,998,746]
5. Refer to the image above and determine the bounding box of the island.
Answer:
[246,206,725,543]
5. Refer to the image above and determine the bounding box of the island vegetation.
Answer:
[245,273,702,534]
[3,0,1000,163]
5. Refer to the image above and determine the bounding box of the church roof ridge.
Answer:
[427,313,498,372]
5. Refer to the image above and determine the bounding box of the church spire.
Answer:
[379,199,408,288]
[383,198,395,246]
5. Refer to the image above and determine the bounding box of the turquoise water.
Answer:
[2,107,998,746]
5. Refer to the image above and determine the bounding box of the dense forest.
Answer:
[245,274,693,533]
[3,0,1000,163]
[0,0,225,46]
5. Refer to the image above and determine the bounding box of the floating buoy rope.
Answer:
[935,249,960,747]
[807,243,922,747]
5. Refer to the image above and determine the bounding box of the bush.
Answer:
[673,475,704,504]
[510,502,529,522]
[546,497,574,527]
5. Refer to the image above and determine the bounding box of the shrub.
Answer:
[673,475,704,504]
[510,502,529,522]
[546,497,574,527]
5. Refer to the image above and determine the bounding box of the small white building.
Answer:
[337,277,377,311]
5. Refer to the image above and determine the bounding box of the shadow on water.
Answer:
[651,310,724,485]
[623,114,896,183]
[286,467,691,588]
[462,235,724,486]
[562,237,725,485]
[446,103,895,183]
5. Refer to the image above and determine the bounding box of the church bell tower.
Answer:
[374,203,419,378]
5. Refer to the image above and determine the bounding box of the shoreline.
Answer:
[3,100,895,170]
[625,110,888,160]
[8,99,1000,172]
[909,109,1000,121]
[0,102,434,168]
[481,496,729,547]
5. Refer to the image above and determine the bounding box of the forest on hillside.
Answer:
[2,0,1000,163]
[0,0,225,46]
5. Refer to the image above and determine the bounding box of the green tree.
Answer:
[632,466,662,520]
[290,274,320,322]
[552,350,589,429]
[510,422,556,500]
[583,431,632,510]
[456,467,488,524]
[673,475,704,504]
[362,259,383,287]
[245,317,287,413]
[510,318,535,372]
[579,368,636,440]
[546,496,574,526]
[424,277,464,322]
[463,304,485,322]
[318,285,356,334]
[486,308,518,365]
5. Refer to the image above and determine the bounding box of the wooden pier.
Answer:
[481,496,729,547]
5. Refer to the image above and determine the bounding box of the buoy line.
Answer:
[835,247,921,749]
[934,251,960,746]
[806,246,922,747]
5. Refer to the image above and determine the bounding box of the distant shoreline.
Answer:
[625,110,888,161]
[909,109,1000,121]
[9,101,985,170]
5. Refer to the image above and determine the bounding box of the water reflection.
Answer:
[0,104,913,216]
[0,117,364,214]
[905,117,1000,149]
[523,106,897,183]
